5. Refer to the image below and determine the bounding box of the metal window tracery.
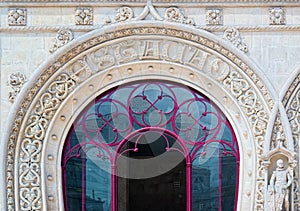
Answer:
[62,81,239,211]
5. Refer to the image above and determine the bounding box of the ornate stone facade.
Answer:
[0,1,300,211]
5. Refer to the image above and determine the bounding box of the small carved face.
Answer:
[277,159,284,168]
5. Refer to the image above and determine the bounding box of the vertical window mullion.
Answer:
[187,162,192,211]
[218,150,222,211]
[82,157,86,211]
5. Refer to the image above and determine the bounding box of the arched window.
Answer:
[62,81,239,211]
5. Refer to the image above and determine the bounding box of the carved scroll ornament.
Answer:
[224,27,248,53]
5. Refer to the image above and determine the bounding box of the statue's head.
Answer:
[276,159,284,169]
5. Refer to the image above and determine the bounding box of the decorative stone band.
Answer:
[6,24,273,211]
[284,75,300,209]
[2,0,300,3]
[2,24,300,33]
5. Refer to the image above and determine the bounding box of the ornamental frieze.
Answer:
[6,25,274,211]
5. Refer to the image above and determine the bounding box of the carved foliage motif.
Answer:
[7,27,274,211]
[270,112,287,150]
[269,7,286,25]
[164,7,194,25]
[75,7,93,25]
[109,5,194,25]
[49,29,74,53]
[18,73,77,210]
[223,27,248,53]
[8,8,26,26]
[115,7,134,22]
[206,9,223,25]
[7,72,27,103]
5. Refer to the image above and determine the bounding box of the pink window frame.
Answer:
[62,81,240,211]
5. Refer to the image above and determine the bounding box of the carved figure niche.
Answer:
[263,132,296,211]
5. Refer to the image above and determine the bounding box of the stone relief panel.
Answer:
[8,8,27,26]
[206,8,223,25]
[6,26,274,211]
[18,74,76,210]
[49,29,74,53]
[74,7,93,25]
[7,72,27,103]
[269,8,286,25]
[223,27,248,53]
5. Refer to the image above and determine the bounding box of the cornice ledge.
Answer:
[2,24,300,33]
[2,0,300,3]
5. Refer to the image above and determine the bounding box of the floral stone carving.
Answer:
[115,7,134,22]
[7,72,27,103]
[269,8,286,25]
[75,8,93,25]
[223,27,248,53]
[8,8,27,26]
[206,9,223,25]
[165,7,194,25]
[49,29,74,53]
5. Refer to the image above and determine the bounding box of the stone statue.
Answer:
[267,159,293,211]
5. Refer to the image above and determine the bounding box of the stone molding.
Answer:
[1,0,300,3]
[2,25,300,33]
[4,21,276,211]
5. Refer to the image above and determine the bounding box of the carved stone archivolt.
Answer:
[5,23,274,211]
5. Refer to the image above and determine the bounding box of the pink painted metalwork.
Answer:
[62,81,240,211]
